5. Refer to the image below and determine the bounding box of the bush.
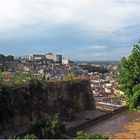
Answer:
[8,134,37,140]
[64,70,79,80]
[75,131,108,139]
[30,114,65,139]
[8,136,20,140]
[23,134,38,139]
[8,114,65,139]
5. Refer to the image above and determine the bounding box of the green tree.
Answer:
[0,54,6,72]
[0,54,5,61]
[64,70,79,80]
[117,44,140,111]
[6,55,14,61]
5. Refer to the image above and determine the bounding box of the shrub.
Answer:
[8,134,38,140]
[8,136,20,140]
[30,114,65,139]
[64,70,79,80]
[75,131,109,139]
[23,134,38,139]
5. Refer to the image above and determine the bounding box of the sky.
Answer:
[0,0,140,61]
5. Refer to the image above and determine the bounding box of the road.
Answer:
[83,110,140,139]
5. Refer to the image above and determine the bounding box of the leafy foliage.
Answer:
[8,134,38,139]
[0,54,14,72]
[30,114,65,139]
[0,54,5,61]
[6,55,14,61]
[75,131,108,139]
[8,114,65,139]
[117,44,140,111]
[64,70,79,80]
[8,136,20,140]
[22,134,38,139]
[0,54,14,61]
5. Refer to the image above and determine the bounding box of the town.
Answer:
[0,52,125,112]
[1,1,140,139]
[0,47,140,139]
[0,53,88,80]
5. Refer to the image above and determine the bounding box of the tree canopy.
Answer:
[117,43,140,111]
[64,70,79,80]
[0,54,14,61]
[6,55,14,61]
[0,54,5,61]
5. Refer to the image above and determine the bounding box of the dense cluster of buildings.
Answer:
[22,52,126,110]
[29,53,61,63]
[88,64,126,111]
[0,52,88,80]
[26,53,88,80]
[0,52,126,110]
[28,53,70,65]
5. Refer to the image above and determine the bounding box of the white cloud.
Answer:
[90,45,107,49]
[0,0,139,61]
[0,0,140,34]
[75,45,132,60]
[79,45,107,51]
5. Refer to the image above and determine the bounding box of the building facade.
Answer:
[29,54,46,61]
[62,58,70,65]
[45,53,62,63]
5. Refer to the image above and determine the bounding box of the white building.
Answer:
[45,53,62,63]
[29,54,45,61]
[105,83,113,93]
[29,53,63,64]
[62,58,70,65]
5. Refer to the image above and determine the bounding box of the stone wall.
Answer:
[0,79,95,131]
[47,80,95,112]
